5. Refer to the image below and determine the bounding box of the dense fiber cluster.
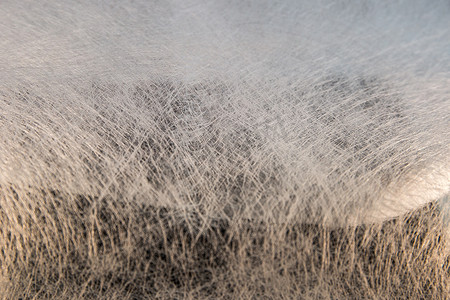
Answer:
[0,0,449,299]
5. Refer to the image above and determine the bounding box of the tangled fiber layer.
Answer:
[0,0,449,299]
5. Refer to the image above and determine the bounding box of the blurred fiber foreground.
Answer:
[0,1,449,299]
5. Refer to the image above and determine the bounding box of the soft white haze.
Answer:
[1,0,448,225]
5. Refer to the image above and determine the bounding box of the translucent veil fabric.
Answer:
[0,0,449,226]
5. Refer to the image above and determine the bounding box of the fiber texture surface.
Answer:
[0,1,449,299]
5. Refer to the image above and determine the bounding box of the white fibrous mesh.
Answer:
[1,0,448,226]
[0,1,449,298]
